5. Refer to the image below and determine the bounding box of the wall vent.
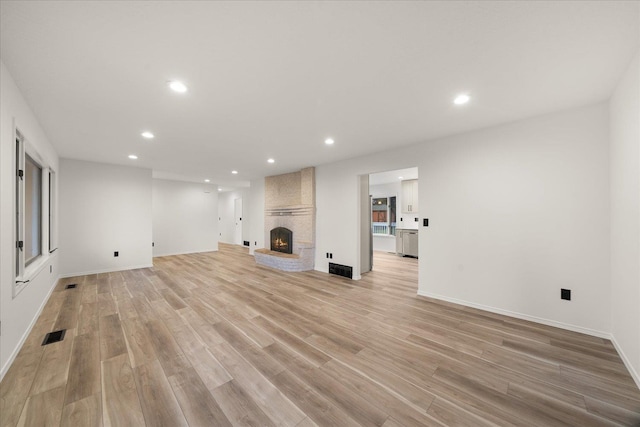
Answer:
[329,262,353,279]
[65,284,77,289]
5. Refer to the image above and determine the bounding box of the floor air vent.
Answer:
[65,284,77,289]
[42,330,66,346]
[329,262,353,279]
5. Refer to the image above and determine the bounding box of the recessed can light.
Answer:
[168,81,188,93]
[204,179,210,183]
[267,158,275,164]
[398,176,404,180]
[141,131,154,139]
[218,188,222,191]
[231,170,238,174]
[128,154,138,160]
[325,138,335,145]
[454,93,470,105]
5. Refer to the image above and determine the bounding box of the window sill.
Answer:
[373,234,396,238]
[15,254,49,297]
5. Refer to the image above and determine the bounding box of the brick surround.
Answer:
[256,167,316,271]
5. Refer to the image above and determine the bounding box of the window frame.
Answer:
[371,196,397,236]
[14,127,55,297]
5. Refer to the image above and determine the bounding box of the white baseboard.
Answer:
[416,290,610,339]
[153,248,218,258]
[417,291,640,390]
[59,263,154,278]
[0,274,59,382]
[610,335,640,390]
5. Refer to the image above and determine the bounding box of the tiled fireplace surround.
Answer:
[254,167,316,272]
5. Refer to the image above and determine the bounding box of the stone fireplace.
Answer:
[254,167,315,272]
[270,227,293,254]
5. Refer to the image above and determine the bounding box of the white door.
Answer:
[234,198,243,245]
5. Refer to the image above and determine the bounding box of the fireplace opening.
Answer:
[270,227,293,254]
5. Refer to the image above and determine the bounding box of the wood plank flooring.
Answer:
[2,243,640,426]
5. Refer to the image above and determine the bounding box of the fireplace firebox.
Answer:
[270,227,293,254]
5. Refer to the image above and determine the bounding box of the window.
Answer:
[15,128,55,295]
[372,196,396,236]
[24,154,42,265]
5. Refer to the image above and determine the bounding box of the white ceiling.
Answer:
[370,167,418,186]
[1,1,638,187]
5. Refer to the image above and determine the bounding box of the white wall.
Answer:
[152,179,218,257]
[59,159,152,276]
[248,178,265,255]
[218,189,249,245]
[609,50,640,387]
[314,103,611,336]
[0,62,60,378]
[418,104,610,336]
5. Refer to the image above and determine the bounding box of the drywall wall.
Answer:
[417,103,610,336]
[59,159,152,276]
[315,103,610,336]
[152,179,218,257]
[248,179,265,255]
[610,50,640,386]
[218,189,249,245]
[0,62,60,378]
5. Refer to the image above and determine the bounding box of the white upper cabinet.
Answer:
[401,179,419,213]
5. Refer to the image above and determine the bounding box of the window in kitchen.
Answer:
[372,196,396,236]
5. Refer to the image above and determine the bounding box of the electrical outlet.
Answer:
[561,289,571,300]
[114,251,119,257]
[423,218,429,227]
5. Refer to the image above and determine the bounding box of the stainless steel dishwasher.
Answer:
[396,229,418,258]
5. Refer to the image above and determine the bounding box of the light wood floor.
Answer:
[2,244,640,426]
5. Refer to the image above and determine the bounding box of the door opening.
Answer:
[234,198,243,246]
[364,167,419,288]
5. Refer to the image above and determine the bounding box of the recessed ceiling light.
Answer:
[398,176,404,180]
[325,138,335,145]
[218,188,222,191]
[231,170,238,174]
[141,131,154,139]
[454,93,470,105]
[267,158,275,164]
[204,179,210,183]
[168,80,188,93]
[128,154,138,160]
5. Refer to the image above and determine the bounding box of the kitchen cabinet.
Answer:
[401,179,419,213]
[396,229,418,257]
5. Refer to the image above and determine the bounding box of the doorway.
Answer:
[234,198,243,246]
[365,167,419,283]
